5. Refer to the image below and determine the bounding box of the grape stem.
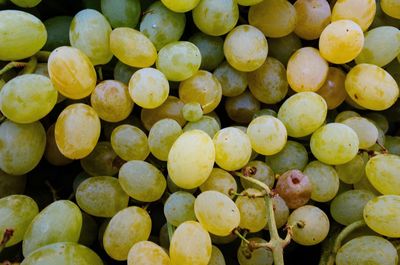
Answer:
[0,61,27,76]
[0,229,14,254]
[228,189,267,198]
[167,222,175,243]
[36,51,51,62]
[96,66,103,81]
[20,56,38,75]
[45,181,58,202]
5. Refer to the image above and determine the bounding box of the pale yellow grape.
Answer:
[110,125,150,161]
[148,118,183,161]
[235,188,267,232]
[213,61,248,97]
[332,0,376,31]
[170,221,212,265]
[335,110,360,123]
[365,154,400,195]
[182,102,203,122]
[200,168,237,198]
[310,123,359,165]
[278,92,327,137]
[161,0,200,12]
[249,0,297,38]
[223,25,268,72]
[287,47,329,92]
[0,10,46,61]
[319,20,364,64]
[48,46,97,99]
[110,27,157,68]
[128,241,170,265]
[194,190,240,236]
[129,68,169,109]
[104,206,152,261]
[55,103,100,160]
[237,237,273,265]
[247,115,287,156]
[345,63,399,110]
[341,117,378,149]
[208,245,226,265]
[183,116,220,138]
[363,195,400,237]
[381,0,400,19]
[168,130,215,189]
[365,112,389,133]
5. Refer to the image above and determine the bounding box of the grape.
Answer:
[183,112,219,138]
[354,173,381,196]
[170,221,212,265]
[182,102,203,122]
[168,130,215,189]
[214,61,248,97]
[386,136,400,155]
[346,64,399,111]
[336,236,398,265]
[265,140,309,175]
[237,237,273,265]
[237,0,263,6]
[248,57,288,104]
[341,117,379,149]
[103,206,152,261]
[110,124,150,161]
[189,32,224,71]
[267,33,302,66]
[330,189,375,225]
[287,205,330,246]
[164,191,196,226]
[161,0,200,12]
[210,233,237,245]
[140,1,186,51]
[371,0,400,28]
[22,200,82,256]
[0,10,46,61]
[310,123,359,165]
[247,116,287,156]
[20,242,103,265]
[356,26,400,67]
[275,169,312,209]
[76,176,129,217]
[110,27,157,68]
[208,245,226,265]
[179,70,222,114]
[194,190,240,236]
[10,0,41,7]
[336,154,365,184]
[0,170,26,198]
[253,109,277,119]
[235,188,267,232]
[44,124,72,166]
[73,171,91,194]
[366,154,400,195]
[225,91,261,124]
[365,112,389,133]
[79,212,98,247]
[294,0,331,40]
[167,175,197,194]
[80,142,119,176]
[316,67,347,110]
[128,241,170,265]
[248,0,297,38]
[159,223,170,249]
[101,0,141,28]
[200,168,237,198]
[240,160,275,190]
[381,0,400,19]
[114,61,138,84]
[267,195,290,229]
[335,110,360,123]
[43,16,72,51]
[192,0,239,36]
[48,46,97,99]
[331,0,376,31]
[224,25,268,72]
[287,47,329,92]
[91,80,134,122]
[0,120,46,175]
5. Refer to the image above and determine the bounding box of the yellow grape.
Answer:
[341,117,378,149]
[365,154,400,195]
[128,241,170,265]
[380,0,400,19]
[199,168,238,198]
[48,46,97,99]
[161,0,200,12]
[335,110,360,123]
[235,188,267,232]
[237,0,263,5]
[331,0,376,31]
[208,245,226,265]
[316,67,347,109]
[110,125,149,161]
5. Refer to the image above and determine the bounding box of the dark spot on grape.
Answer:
[292,177,300,184]
[354,94,358,99]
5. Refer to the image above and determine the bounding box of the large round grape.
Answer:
[164,191,196,227]
[128,241,171,265]
[366,154,400,195]
[331,0,376,31]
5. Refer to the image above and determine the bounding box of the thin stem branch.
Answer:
[45,181,58,202]
[0,61,27,76]
[233,172,271,194]
[234,229,249,245]
[0,229,14,254]
[20,56,37,75]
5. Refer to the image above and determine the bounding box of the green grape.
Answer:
[114,61,138,84]
[48,46,97,99]
[319,19,364,64]
[310,123,359,165]
[265,140,308,175]
[97,218,109,248]
[336,236,398,265]
[0,10,46,61]
[267,33,302,66]
[337,180,353,195]
[225,90,261,124]
[21,242,103,265]
[159,223,169,249]
[240,160,275,190]
[55,103,101,160]
[128,241,170,265]
[76,176,129,217]
[200,168,237,198]
[80,141,119,176]
[317,67,347,110]
[10,0,41,7]
[294,0,331,40]
[44,124,72,166]
[237,0,263,5]
[267,195,290,229]
[148,118,182,161]
[331,0,376,31]
[110,125,150,161]
[354,173,381,196]
[247,115,287,155]
[183,116,220,138]
[192,0,238,36]
[235,189,267,232]
[366,154,400,195]
[103,206,152,261]
[189,32,224,71]
[208,245,226,265]
[237,237,273,265]
[287,205,330,246]
[70,9,112,65]
[341,117,379,149]
[224,25,268,72]
[78,212,98,247]
[336,154,365,184]
[356,26,400,67]
[330,189,375,225]
[0,74,57,124]
[0,170,26,198]
[43,16,72,51]
[0,195,38,247]
[380,0,400,19]
[140,1,186,51]
[170,221,212,265]
[161,0,200,12]
[371,0,400,28]
[164,191,196,226]
[194,190,240,236]
[182,102,203,122]
[335,110,360,123]
[167,175,197,194]
[386,136,400,155]
[110,27,157,68]
[101,0,141,28]
[253,109,277,119]
[248,57,288,104]
[287,47,329,92]
[0,120,46,175]
[365,112,389,133]
[367,125,386,152]
[210,233,237,245]
[168,130,215,189]
[213,61,248,97]
[22,200,82,256]
[72,171,91,194]
[156,41,202,82]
